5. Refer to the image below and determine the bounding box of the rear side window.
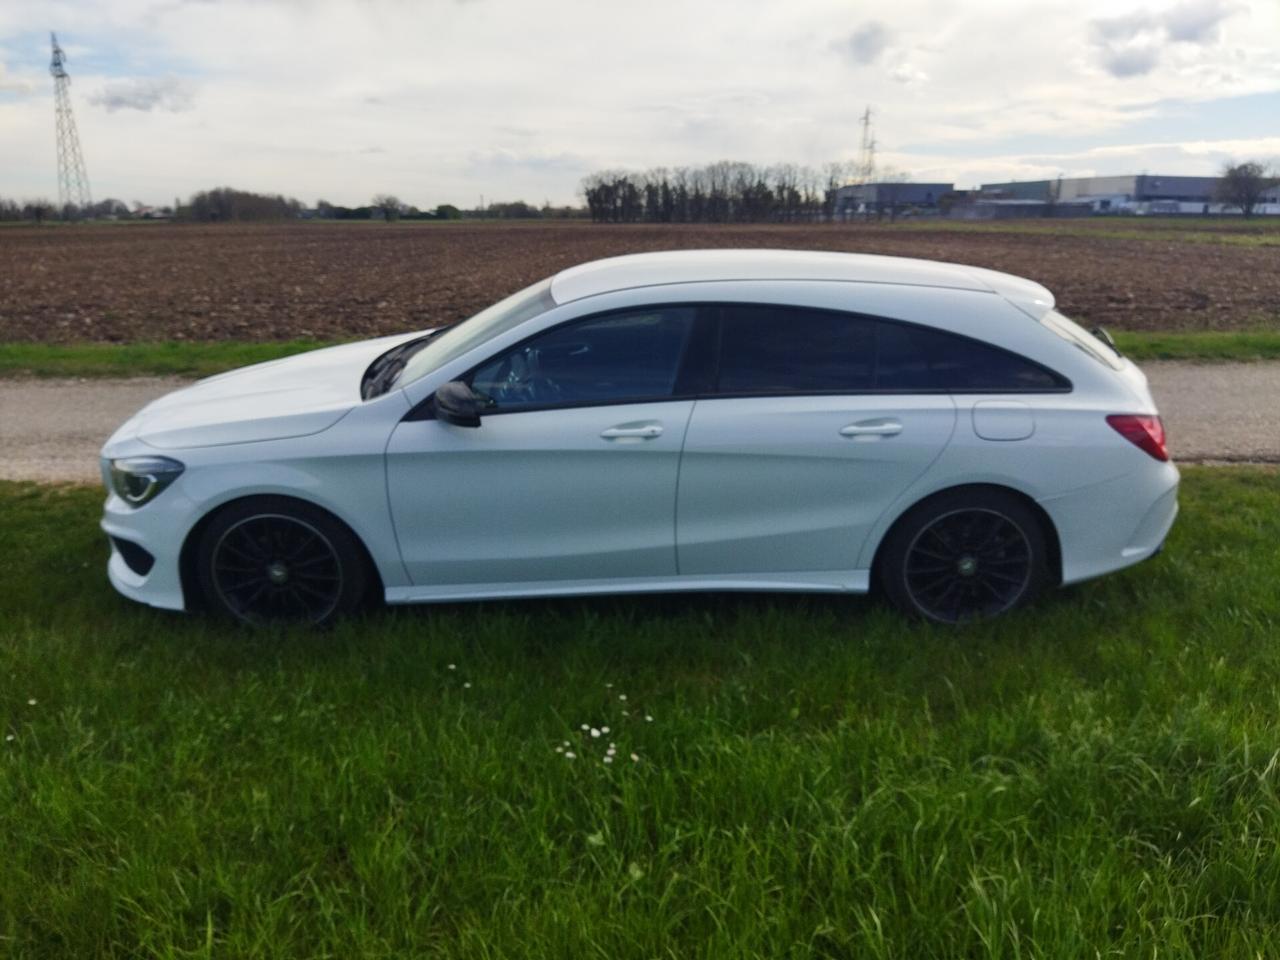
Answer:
[714,304,1069,395]
[877,321,1069,392]
[717,305,876,393]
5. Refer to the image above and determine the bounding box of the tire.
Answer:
[196,497,370,627]
[878,489,1051,624]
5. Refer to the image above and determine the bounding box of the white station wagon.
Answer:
[101,249,1178,625]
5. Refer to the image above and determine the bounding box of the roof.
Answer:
[549,249,1055,317]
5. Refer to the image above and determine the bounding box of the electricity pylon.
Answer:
[856,106,876,185]
[50,32,92,213]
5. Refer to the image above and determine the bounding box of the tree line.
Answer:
[581,162,856,223]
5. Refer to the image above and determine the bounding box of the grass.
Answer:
[1,329,1279,381]
[0,340,336,379]
[2,467,1280,957]
[1113,330,1280,361]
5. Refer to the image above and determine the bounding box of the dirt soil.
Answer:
[2,222,1277,344]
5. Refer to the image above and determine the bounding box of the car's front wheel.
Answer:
[196,497,370,626]
[878,489,1051,624]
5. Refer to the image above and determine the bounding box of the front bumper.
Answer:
[101,486,192,612]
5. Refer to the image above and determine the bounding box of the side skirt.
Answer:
[385,570,871,604]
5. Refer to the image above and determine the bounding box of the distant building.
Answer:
[833,181,953,219]
[953,198,1092,220]
[977,175,1280,215]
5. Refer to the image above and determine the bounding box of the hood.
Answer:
[108,332,428,451]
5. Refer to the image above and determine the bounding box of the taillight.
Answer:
[1107,414,1169,462]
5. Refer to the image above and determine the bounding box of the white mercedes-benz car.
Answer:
[100,249,1177,625]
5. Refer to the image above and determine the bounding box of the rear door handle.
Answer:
[601,424,664,440]
[840,420,903,438]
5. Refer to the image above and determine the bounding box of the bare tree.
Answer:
[371,194,403,222]
[1216,162,1278,219]
[23,199,56,225]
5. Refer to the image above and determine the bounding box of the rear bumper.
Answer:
[1040,460,1180,585]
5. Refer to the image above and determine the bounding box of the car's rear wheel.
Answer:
[879,489,1050,623]
[196,498,369,626]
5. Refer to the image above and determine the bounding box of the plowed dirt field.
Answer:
[2,220,1277,343]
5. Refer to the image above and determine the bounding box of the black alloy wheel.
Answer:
[197,498,369,626]
[880,491,1049,623]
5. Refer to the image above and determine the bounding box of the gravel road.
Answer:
[1,362,1277,484]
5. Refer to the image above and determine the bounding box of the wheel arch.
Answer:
[869,482,1063,590]
[178,493,385,610]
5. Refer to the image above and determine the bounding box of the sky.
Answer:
[0,0,1277,208]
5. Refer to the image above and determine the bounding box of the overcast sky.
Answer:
[1,0,1277,208]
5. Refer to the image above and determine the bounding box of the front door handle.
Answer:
[840,419,903,438]
[601,424,664,440]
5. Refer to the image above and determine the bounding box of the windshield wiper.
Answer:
[361,335,431,400]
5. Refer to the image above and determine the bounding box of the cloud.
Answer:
[1088,1,1240,78]
[890,61,929,86]
[1089,11,1165,77]
[1163,0,1238,43]
[0,62,33,94]
[465,148,590,176]
[88,76,194,112]
[837,21,890,66]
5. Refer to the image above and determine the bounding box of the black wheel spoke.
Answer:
[212,514,344,625]
[904,508,1033,623]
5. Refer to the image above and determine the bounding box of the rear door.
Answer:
[676,305,956,576]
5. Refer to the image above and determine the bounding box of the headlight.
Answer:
[109,456,185,508]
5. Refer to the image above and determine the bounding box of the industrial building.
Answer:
[977,174,1280,215]
[833,182,953,218]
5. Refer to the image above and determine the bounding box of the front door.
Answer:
[386,306,698,587]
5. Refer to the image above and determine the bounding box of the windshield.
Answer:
[393,279,556,389]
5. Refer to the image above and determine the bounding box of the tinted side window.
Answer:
[470,307,695,410]
[717,305,875,394]
[876,321,1067,392]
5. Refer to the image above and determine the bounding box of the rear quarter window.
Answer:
[877,321,1070,392]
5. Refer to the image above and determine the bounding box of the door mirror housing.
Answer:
[434,381,483,428]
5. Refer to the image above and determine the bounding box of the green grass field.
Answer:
[3,468,1280,957]
[2,330,1279,380]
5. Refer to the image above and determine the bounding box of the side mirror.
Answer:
[434,381,483,428]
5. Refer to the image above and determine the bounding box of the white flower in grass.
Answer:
[644,715,653,722]
[463,682,472,689]
[601,726,610,734]
[564,751,576,759]
[606,748,616,758]
[622,710,630,717]
[5,734,14,742]
[447,663,457,670]
[590,727,601,738]
[618,694,627,701]
[603,756,613,764]
[27,699,36,706]
[630,753,640,763]
[605,682,613,689]
[562,740,571,747]
[580,724,589,731]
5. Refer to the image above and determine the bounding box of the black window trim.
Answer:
[405,301,1072,421]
